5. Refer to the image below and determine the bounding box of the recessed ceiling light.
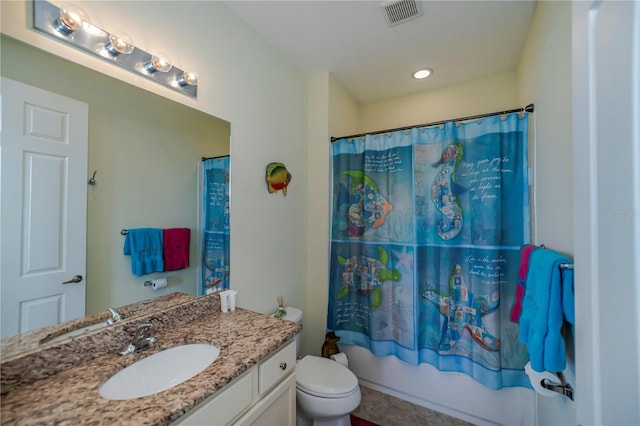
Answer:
[413,68,433,79]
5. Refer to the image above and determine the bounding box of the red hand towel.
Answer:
[163,228,191,271]
[510,244,536,322]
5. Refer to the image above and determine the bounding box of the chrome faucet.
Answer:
[106,307,125,325]
[119,322,157,355]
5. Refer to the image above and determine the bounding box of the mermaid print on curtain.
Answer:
[328,112,531,389]
[201,156,230,295]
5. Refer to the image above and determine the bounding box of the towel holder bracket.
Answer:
[541,378,574,400]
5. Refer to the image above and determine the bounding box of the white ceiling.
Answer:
[225,0,537,104]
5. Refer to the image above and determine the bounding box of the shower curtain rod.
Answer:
[330,103,534,142]
[201,154,230,161]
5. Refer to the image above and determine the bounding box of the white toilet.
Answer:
[277,307,361,426]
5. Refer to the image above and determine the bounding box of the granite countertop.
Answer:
[0,293,301,425]
[0,292,196,359]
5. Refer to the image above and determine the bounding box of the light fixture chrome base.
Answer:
[32,0,197,98]
[53,17,73,35]
[104,43,124,57]
[144,62,159,73]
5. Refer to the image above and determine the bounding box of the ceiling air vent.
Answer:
[380,0,422,26]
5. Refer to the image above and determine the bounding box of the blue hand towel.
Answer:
[518,248,573,372]
[123,228,164,276]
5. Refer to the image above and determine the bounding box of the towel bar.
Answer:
[537,245,573,269]
[541,378,574,400]
[121,229,128,235]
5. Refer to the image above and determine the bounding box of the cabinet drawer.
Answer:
[258,340,296,395]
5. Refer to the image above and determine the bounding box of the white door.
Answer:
[573,1,640,425]
[1,78,88,339]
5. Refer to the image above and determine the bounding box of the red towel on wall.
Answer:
[163,228,191,271]
[510,244,537,322]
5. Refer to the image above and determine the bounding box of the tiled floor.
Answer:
[352,385,474,426]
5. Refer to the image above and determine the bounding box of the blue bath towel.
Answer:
[123,228,164,276]
[562,267,575,325]
[518,249,573,372]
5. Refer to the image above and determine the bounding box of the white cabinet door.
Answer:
[236,373,296,426]
[1,78,88,338]
[176,370,254,426]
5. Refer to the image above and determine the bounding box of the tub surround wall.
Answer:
[359,72,519,133]
[0,293,301,425]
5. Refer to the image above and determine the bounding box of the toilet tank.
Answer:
[276,306,302,357]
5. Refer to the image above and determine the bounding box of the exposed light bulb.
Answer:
[53,5,89,35]
[177,71,198,87]
[105,33,135,56]
[144,54,173,73]
[413,68,433,79]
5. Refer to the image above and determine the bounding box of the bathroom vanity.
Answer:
[177,340,296,425]
[0,293,301,425]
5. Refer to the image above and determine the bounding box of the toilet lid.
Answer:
[296,356,359,398]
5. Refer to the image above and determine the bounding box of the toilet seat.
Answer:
[296,355,359,399]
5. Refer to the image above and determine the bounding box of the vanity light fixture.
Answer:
[144,54,173,73]
[412,68,433,79]
[53,4,89,35]
[105,33,135,56]
[33,0,198,98]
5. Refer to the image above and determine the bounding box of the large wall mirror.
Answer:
[0,35,230,340]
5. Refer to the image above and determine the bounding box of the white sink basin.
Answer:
[99,344,220,400]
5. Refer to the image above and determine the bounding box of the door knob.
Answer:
[62,275,83,284]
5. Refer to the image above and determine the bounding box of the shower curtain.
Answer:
[327,112,531,389]
[200,156,230,295]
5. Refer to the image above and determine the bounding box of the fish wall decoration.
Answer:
[265,162,292,196]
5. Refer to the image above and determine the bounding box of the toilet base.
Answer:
[296,411,313,426]
[312,414,352,426]
[296,409,351,426]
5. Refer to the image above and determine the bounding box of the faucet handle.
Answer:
[132,322,153,341]
[107,307,125,325]
[119,322,155,356]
